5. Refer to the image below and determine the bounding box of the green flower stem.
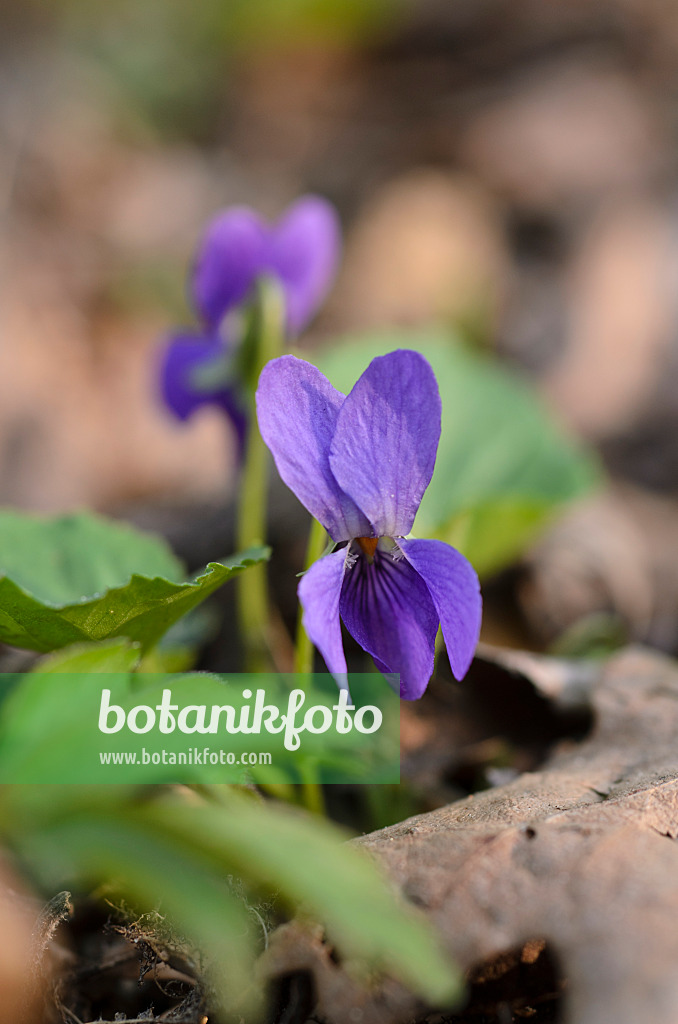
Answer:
[292,518,330,814]
[300,773,326,816]
[294,516,329,676]
[236,283,324,816]
[236,431,270,670]
[236,278,286,672]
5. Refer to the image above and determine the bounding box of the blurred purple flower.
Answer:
[160,331,249,452]
[160,196,341,446]
[256,350,482,699]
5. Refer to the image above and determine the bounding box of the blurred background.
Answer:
[3,0,678,655]
[3,10,678,1018]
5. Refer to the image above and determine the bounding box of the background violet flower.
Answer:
[256,349,482,699]
[160,331,249,453]
[160,195,341,441]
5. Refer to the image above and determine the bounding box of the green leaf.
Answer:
[440,497,559,578]
[0,666,399,785]
[315,332,599,576]
[1,786,461,1013]
[32,637,142,674]
[4,790,259,1016]
[150,790,462,1004]
[0,509,182,603]
[0,637,143,724]
[0,640,141,767]
[0,508,269,653]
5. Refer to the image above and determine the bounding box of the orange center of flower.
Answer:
[356,536,379,562]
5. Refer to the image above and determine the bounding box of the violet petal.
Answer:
[399,538,481,680]
[329,350,441,537]
[256,356,372,541]
[191,208,267,329]
[298,547,349,690]
[339,547,439,700]
[159,332,248,455]
[160,331,225,420]
[267,196,341,335]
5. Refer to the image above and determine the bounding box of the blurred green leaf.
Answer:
[1,786,461,1014]
[316,333,599,576]
[57,0,399,141]
[0,509,181,602]
[0,509,269,653]
[3,788,258,1016]
[0,640,141,779]
[147,790,461,1004]
[31,637,142,674]
[0,662,398,785]
[227,0,400,48]
[548,612,628,659]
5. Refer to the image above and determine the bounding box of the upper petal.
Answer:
[329,350,441,537]
[399,538,481,681]
[191,208,268,328]
[339,547,439,700]
[256,356,372,541]
[298,547,349,691]
[267,196,341,335]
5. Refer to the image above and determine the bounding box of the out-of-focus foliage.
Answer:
[0,509,181,601]
[52,0,400,139]
[58,0,397,48]
[0,783,462,1016]
[0,499,460,1012]
[0,640,399,784]
[316,333,599,577]
[0,509,269,653]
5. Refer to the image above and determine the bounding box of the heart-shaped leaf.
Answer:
[0,509,268,653]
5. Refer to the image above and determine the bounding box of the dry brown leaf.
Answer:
[520,482,678,651]
[459,64,662,205]
[262,647,678,1024]
[542,201,673,438]
[0,865,44,1024]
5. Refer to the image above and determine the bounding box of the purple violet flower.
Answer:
[160,331,250,453]
[256,349,482,699]
[160,196,341,446]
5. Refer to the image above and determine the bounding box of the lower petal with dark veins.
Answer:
[339,548,439,700]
